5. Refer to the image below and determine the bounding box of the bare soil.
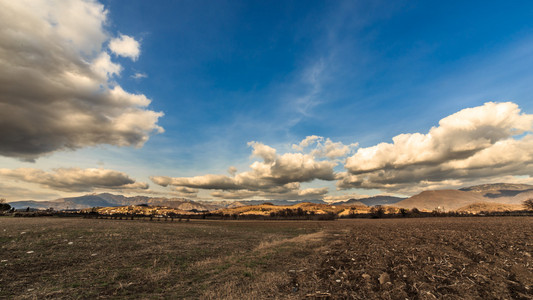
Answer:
[0,217,531,299]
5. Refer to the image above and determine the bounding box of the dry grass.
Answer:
[0,217,331,299]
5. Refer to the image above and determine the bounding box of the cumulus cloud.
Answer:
[172,187,199,195]
[311,138,358,159]
[151,141,338,199]
[109,34,141,61]
[210,186,329,200]
[170,186,199,198]
[292,136,358,158]
[292,135,322,151]
[0,167,149,192]
[152,142,336,193]
[339,102,533,193]
[0,0,163,161]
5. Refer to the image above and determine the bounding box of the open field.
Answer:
[1,217,532,299]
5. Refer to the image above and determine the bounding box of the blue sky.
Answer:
[1,0,533,201]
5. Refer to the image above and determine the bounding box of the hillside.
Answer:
[82,205,193,216]
[333,195,405,206]
[213,202,354,216]
[456,202,525,213]
[394,190,487,211]
[394,183,533,211]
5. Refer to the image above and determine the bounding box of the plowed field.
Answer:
[1,217,531,299]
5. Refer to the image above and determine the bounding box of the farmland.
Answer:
[1,217,532,299]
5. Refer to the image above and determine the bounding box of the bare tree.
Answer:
[524,199,533,211]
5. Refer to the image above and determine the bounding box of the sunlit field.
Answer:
[1,217,531,299]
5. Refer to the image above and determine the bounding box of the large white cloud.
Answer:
[0,0,163,161]
[0,167,149,192]
[339,102,533,193]
[151,140,342,199]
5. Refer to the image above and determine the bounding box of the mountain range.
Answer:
[8,193,208,211]
[7,183,533,212]
[394,183,533,211]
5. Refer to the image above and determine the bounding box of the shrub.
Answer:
[0,203,11,211]
[370,205,385,218]
[399,208,409,217]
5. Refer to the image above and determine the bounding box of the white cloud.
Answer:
[292,135,358,159]
[109,34,141,61]
[345,102,532,173]
[298,187,329,197]
[0,0,162,161]
[151,141,338,199]
[131,72,148,79]
[91,52,122,79]
[311,138,358,159]
[0,167,149,192]
[292,135,322,151]
[339,102,533,193]
[248,141,277,163]
[171,186,199,197]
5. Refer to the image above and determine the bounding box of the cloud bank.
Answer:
[152,102,533,199]
[0,168,149,192]
[0,0,163,161]
[151,139,355,199]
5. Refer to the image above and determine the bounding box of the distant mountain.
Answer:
[460,183,533,198]
[8,195,327,211]
[333,195,405,207]
[395,190,487,211]
[198,199,327,208]
[458,183,533,205]
[9,193,210,211]
[334,200,367,206]
[395,183,533,211]
[235,199,326,206]
[9,183,533,212]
